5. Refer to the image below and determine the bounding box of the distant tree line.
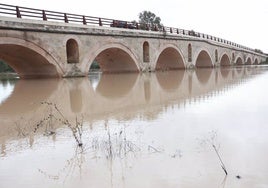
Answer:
[0,61,14,73]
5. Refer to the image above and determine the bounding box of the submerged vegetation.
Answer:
[198,131,229,176]
[34,102,84,147]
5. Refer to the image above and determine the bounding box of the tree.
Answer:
[0,61,14,73]
[89,60,100,70]
[138,11,162,30]
[254,49,263,54]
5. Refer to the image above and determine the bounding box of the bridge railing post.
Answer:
[16,6,21,18]
[42,10,47,21]
[64,13,68,23]
[99,18,102,26]
[83,16,87,25]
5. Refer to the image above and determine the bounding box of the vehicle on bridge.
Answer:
[110,20,136,29]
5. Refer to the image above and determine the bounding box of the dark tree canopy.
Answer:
[0,61,14,73]
[138,11,162,28]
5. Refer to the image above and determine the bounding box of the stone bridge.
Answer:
[0,4,267,78]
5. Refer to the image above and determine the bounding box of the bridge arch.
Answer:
[235,56,243,65]
[253,58,259,65]
[154,44,185,70]
[0,37,63,78]
[245,56,252,65]
[83,43,140,73]
[219,53,231,66]
[194,49,213,68]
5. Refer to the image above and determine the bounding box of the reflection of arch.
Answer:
[235,56,243,65]
[220,54,231,66]
[143,41,150,62]
[0,37,62,78]
[220,67,230,78]
[156,46,185,70]
[188,44,192,62]
[84,43,139,73]
[235,66,243,74]
[195,68,212,84]
[66,39,79,64]
[195,50,213,68]
[156,70,185,91]
[96,73,138,99]
[0,79,59,115]
[246,66,252,75]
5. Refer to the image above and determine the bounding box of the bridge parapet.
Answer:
[0,3,267,78]
[0,3,266,56]
[0,15,266,60]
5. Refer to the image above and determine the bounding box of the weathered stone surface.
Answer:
[0,16,266,78]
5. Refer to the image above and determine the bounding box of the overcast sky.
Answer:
[2,0,268,53]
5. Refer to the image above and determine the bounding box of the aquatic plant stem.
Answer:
[212,144,228,175]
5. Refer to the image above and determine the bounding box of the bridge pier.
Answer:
[214,62,221,67]
[186,63,196,69]
[63,64,86,78]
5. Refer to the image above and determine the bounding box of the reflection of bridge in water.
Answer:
[0,66,265,140]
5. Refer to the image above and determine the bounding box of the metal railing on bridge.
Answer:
[0,3,262,54]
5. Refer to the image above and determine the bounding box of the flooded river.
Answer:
[0,66,268,188]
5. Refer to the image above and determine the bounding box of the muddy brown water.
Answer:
[0,66,268,188]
